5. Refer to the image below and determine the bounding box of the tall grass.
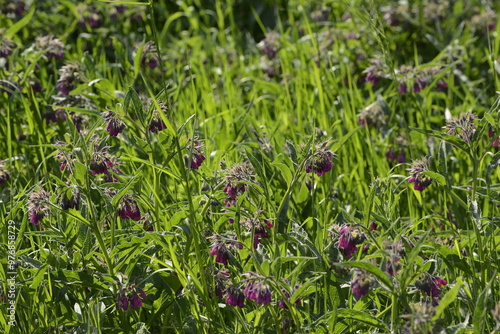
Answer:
[1,0,500,333]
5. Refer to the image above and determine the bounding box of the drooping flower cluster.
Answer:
[89,145,117,176]
[58,187,81,211]
[209,234,242,265]
[225,283,245,308]
[2,0,26,18]
[77,4,102,29]
[415,275,447,305]
[223,163,255,206]
[415,276,447,298]
[27,188,51,228]
[363,59,384,86]
[117,194,142,220]
[351,269,372,299]
[258,32,281,59]
[385,134,408,164]
[104,110,125,137]
[0,36,16,58]
[337,224,366,259]
[56,62,82,96]
[34,35,65,61]
[305,142,335,177]
[407,157,433,192]
[148,100,168,133]
[243,272,272,305]
[443,111,477,144]
[358,101,387,129]
[184,137,206,170]
[116,283,148,311]
[278,280,301,309]
[140,41,160,69]
[240,213,273,248]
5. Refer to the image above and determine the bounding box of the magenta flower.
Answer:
[185,137,206,170]
[306,142,335,177]
[117,293,129,310]
[338,225,366,259]
[351,270,372,299]
[140,41,160,69]
[27,188,50,228]
[407,157,433,192]
[415,276,447,298]
[225,284,245,308]
[104,111,125,137]
[243,273,272,305]
[117,194,142,220]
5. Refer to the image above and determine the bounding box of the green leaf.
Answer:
[432,277,463,321]
[336,261,394,292]
[486,151,500,187]
[272,162,292,185]
[30,264,47,289]
[286,140,297,163]
[330,128,358,153]
[4,7,35,38]
[410,127,470,155]
[124,86,144,122]
[422,171,446,186]
[336,309,390,331]
[473,280,492,334]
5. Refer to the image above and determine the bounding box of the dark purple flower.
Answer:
[148,100,168,132]
[29,211,44,227]
[56,81,72,95]
[436,80,447,91]
[210,241,230,265]
[363,60,383,86]
[35,35,65,61]
[77,4,102,29]
[27,188,51,228]
[0,39,16,58]
[56,63,81,96]
[258,32,281,59]
[338,225,366,259]
[117,293,129,310]
[130,293,143,310]
[415,276,447,298]
[243,273,272,305]
[412,78,426,93]
[118,194,142,220]
[351,270,371,299]
[407,157,433,192]
[306,143,335,177]
[185,137,206,170]
[225,284,245,308]
[104,111,125,137]
[59,188,80,211]
[398,82,407,94]
[140,41,160,69]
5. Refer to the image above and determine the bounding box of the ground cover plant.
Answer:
[1,0,500,333]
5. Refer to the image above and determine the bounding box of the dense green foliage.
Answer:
[1,0,500,333]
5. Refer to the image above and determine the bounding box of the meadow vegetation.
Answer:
[1,0,500,333]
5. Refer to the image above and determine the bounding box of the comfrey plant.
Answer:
[305,141,336,177]
[116,283,148,311]
[407,157,433,192]
[443,111,477,144]
[27,187,51,228]
[56,62,82,96]
[223,163,256,206]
